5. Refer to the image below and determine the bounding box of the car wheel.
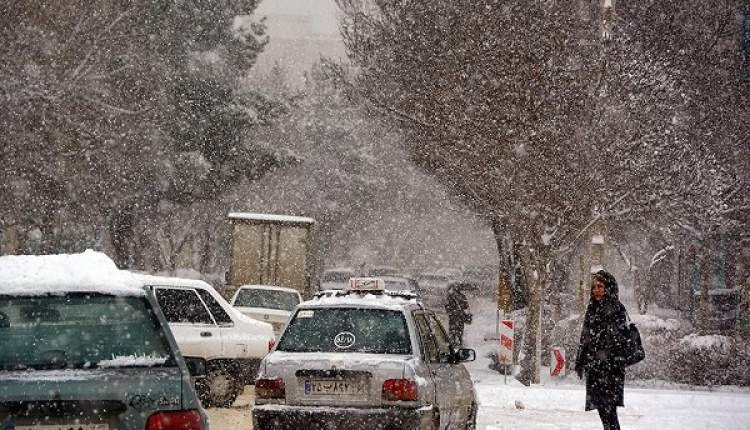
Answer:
[464,402,477,430]
[200,368,242,408]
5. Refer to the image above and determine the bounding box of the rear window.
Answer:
[277,308,411,354]
[233,289,300,311]
[321,271,352,283]
[0,293,173,371]
[383,278,414,292]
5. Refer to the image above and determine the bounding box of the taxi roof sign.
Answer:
[346,277,385,292]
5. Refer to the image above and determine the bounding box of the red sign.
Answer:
[551,347,566,377]
[499,320,514,365]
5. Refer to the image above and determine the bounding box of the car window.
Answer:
[0,294,173,371]
[383,278,413,291]
[233,289,300,311]
[195,288,233,325]
[155,288,214,325]
[413,313,438,362]
[277,308,411,354]
[321,271,352,283]
[427,314,452,361]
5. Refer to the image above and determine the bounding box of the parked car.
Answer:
[139,274,275,407]
[320,267,355,290]
[367,265,400,277]
[0,251,208,430]
[416,272,452,313]
[230,285,302,336]
[380,275,419,293]
[253,278,477,430]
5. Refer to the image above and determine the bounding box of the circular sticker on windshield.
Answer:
[334,331,356,349]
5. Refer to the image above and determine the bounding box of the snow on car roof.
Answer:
[228,212,315,225]
[303,291,418,310]
[134,273,212,290]
[0,250,143,296]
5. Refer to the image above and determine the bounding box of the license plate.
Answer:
[14,425,109,430]
[303,379,367,396]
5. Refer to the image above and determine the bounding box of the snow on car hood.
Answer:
[0,250,143,296]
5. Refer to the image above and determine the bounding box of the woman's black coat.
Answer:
[575,271,628,411]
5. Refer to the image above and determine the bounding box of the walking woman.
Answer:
[574,270,628,430]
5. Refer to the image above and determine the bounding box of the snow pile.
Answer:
[679,334,733,354]
[307,292,416,309]
[632,314,682,332]
[0,250,142,296]
[667,333,748,386]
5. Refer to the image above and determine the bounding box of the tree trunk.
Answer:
[517,244,547,386]
[698,246,713,332]
[491,220,513,313]
[109,204,136,269]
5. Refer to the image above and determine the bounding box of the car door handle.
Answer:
[200,331,213,337]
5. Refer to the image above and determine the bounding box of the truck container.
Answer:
[227,212,320,300]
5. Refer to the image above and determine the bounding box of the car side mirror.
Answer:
[184,357,207,377]
[452,348,476,363]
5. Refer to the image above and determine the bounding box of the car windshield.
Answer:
[383,278,414,291]
[321,271,352,283]
[0,293,173,371]
[277,308,411,354]
[234,288,300,311]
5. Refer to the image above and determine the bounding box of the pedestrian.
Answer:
[445,282,472,348]
[574,270,628,430]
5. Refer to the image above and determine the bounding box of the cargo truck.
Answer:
[226,213,320,300]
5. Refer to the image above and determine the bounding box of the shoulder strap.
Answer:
[621,305,632,325]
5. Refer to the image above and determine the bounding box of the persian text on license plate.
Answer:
[304,379,367,396]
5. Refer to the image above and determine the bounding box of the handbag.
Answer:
[622,310,645,366]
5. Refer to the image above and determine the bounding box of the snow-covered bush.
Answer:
[666,334,750,386]
[549,314,583,371]
[626,314,691,381]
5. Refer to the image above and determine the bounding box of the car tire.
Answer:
[199,367,242,408]
[464,402,477,430]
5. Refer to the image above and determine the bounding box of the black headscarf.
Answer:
[590,269,620,304]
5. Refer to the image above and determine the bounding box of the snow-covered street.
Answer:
[208,367,750,430]
[460,296,750,430]
[207,296,750,430]
[470,367,750,430]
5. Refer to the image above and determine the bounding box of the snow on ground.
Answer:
[468,363,750,430]
[463,297,750,430]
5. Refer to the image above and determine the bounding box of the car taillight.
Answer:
[256,377,285,399]
[146,410,202,430]
[268,338,276,352]
[382,379,418,401]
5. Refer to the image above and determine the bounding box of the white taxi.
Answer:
[253,278,477,430]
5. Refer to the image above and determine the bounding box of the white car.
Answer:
[253,278,477,430]
[230,285,302,336]
[138,274,275,407]
[380,275,419,293]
